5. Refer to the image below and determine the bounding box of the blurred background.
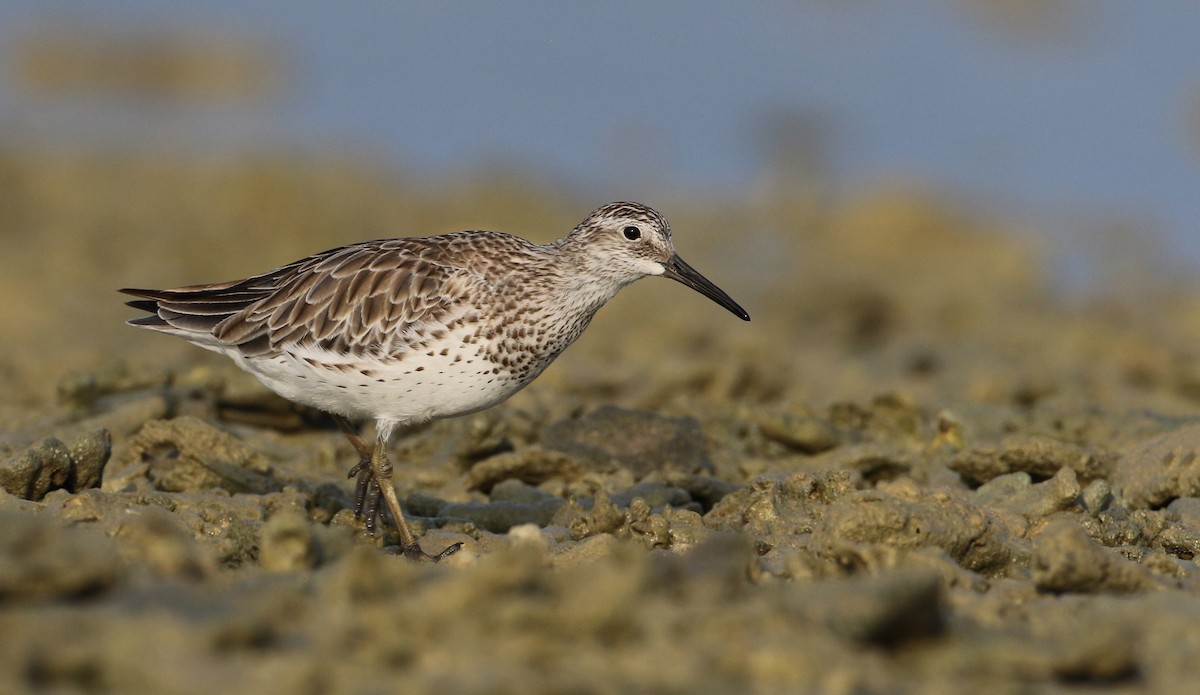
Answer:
[2,0,1200,419]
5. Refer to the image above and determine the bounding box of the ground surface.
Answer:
[4,147,1200,694]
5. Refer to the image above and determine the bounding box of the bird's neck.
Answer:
[500,240,630,359]
[544,238,632,313]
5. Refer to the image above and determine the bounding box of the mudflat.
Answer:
[3,148,1200,693]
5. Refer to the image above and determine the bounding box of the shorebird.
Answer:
[122,202,749,560]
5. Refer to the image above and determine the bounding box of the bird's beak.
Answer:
[661,254,750,321]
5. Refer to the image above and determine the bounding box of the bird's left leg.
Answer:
[333,415,385,536]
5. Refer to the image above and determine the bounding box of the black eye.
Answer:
[623,226,641,241]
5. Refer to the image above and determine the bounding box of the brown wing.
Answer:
[121,239,484,357]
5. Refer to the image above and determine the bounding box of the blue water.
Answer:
[2,1,1198,282]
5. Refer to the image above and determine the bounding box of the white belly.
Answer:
[229,343,534,424]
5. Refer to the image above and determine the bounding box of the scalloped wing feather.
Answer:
[123,237,497,358]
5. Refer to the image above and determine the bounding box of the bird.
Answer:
[121,202,750,560]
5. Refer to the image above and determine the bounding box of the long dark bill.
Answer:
[662,254,750,321]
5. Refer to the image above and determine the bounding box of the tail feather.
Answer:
[155,299,262,316]
[127,313,169,328]
[157,308,227,333]
[120,281,276,341]
[125,299,160,312]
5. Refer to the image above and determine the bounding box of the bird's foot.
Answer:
[384,541,464,562]
[347,459,459,561]
[347,459,385,535]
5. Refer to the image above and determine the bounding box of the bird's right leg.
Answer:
[365,426,462,561]
[335,415,461,561]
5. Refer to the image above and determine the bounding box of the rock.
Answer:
[705,470,858,536]
[1032,521,1164,594]
[659,507,712,549]
[609,481,696,512]
[551,489,626,540]
[813,488,1028,576]
[1154,521,1200,565]
[438,498,565,533]
[1166,497,1200,530]
[807,443,914,484]
[974,467,1081,521]
[0,437,70,500]
[827,393,926,446]
[1112,424,1200,509]
[1081,479,1113,515]
[466,445,584,493]
[950,435,1114,486]
[126,416,279,494]
[1087,507,1168,549]
[68,428,111,491]
[625,498,668,547]
[488,478,562,505]
[0,428,111,501]
[759,412,840,454]
[541,405,712,477]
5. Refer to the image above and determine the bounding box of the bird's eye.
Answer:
[623,226,641,241]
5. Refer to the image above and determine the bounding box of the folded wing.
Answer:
[121,240,479,358]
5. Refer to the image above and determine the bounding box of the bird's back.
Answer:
[121,230,577,422]
[123,231,539,354]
